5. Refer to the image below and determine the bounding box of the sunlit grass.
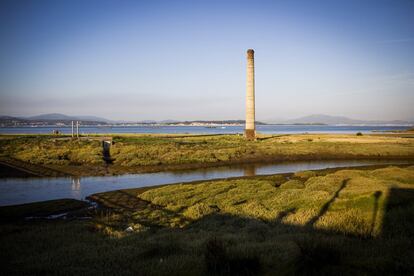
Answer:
[1,134,413,176]
[2,165,414,274]
[135,166,413,237]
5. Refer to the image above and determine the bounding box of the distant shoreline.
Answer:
[1,123,413,128]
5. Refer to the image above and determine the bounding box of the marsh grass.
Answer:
[0,136,104,166]
[2,166,414,275]
[1,134,414,176]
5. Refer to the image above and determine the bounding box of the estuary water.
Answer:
[0,160,411,206]
[0,124,411,135]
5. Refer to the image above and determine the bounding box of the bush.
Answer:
[356,132,363,136]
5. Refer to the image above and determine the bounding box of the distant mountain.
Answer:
[0,115,26,123]
[26,113,110,122]
[0,115,24,120]
[266,114,413,125]
[159,119,180,124]
[0,113,111,127]
[286,114,363,125]
[76,115,112,123]
[137,120,157,124]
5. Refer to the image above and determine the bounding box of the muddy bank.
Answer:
[0,199,90,222]
[0,157,69,178]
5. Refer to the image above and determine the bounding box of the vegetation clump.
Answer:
[183,203,218,220]
[0,136,104,166]
[293,170,317,180]
[280,179,304,189]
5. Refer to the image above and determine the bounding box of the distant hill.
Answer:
[0,113,110,127]
[159,120,180,124]
[27,113,111,123]
[0,116,21,120]
[0,116,27,124]
[0,115,24,121]
[286,114,363,125]
[27,113,75,121]
[267,114,413,125]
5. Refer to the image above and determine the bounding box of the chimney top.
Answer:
[247,49,254,59]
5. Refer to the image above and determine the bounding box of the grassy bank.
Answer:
[2,165,414,274]
[1,133,414,176]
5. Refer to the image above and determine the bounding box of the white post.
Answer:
[71,121,74,138]
[76,121,79,138]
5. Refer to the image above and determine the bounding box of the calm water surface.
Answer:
[0,125,411,135]
[0,160,411,206]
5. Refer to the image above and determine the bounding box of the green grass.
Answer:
[0,136,104,166]
[134,166,414,236]
[1,133,414,176]
[3,165,414,275]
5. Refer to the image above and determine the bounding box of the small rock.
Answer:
[125,226,134,233]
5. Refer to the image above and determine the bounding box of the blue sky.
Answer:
[0,0,413,121]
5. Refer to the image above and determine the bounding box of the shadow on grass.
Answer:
[2,174,414,275]
[306,178,349,227]
[382,188,414,238]
[85,183,414,274]
[370,190,382,235]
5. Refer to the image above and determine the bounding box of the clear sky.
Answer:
[0,0,413,121]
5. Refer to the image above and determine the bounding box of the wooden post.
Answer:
[76,121,79,138]
[71,121,74,138]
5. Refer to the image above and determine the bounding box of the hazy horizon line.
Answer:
[2,112,413,123]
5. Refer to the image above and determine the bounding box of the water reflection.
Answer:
[71,177,81,197]
[243,165,257,177]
